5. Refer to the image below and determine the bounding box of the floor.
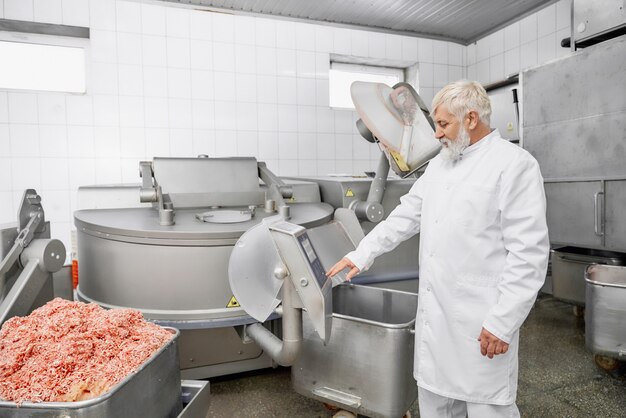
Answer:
[205,295,626,418]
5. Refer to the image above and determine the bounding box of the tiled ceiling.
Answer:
[162,0,557,44]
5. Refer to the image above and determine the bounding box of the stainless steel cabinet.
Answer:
[545,181,604,249]
[545,179,626,252]
[523,36,626,252]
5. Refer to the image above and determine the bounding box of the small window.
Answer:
[329,62,404,109]
[0,40,85,93]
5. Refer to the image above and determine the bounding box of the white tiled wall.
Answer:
[0,0,571,253]
[467,0,571,84]
[0,0,465,249]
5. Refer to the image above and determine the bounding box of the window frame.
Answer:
[0,31,89,94]
[329,61,405,110]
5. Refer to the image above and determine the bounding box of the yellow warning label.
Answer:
[345,188,354,197]
[389,150,410,172]
[227,296,240,308]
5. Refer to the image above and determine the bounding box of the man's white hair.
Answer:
[431,80,492,125]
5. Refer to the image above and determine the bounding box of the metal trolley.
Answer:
[293,284,417,418]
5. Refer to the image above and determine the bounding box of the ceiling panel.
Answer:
[178,0,557,44]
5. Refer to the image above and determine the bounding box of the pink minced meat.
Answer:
[0,298,173,404]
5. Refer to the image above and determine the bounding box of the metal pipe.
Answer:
[278,205,291,220]
[366,152,390,204]
[245,278,302,367]
[349,153,389,223]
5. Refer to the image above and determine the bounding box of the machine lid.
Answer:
[74,203,333,241]
[228,218,284,322]
[351,81,440,176]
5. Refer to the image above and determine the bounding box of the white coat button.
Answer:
[424,321,429,326]
[427,287,431,292]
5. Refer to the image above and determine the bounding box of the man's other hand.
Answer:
[478,327,509,359]
[326,257,360,281]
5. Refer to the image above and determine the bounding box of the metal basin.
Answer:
[551,247,625,306]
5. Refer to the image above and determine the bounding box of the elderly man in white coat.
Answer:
[326,80,549,418]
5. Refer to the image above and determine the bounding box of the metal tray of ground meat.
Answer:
[0,327,185,417]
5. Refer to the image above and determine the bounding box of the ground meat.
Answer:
[0,298,174,404]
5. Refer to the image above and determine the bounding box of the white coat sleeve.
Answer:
[482,155,550,343]
[345,172,426,271]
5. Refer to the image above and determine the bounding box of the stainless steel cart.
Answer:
[293,284,417,418]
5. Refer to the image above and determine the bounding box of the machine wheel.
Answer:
[332,411,357,418]
[573,305,585,318]
[594,354,619,372]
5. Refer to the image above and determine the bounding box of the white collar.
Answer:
[461,128,499,158]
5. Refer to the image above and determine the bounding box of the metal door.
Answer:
[605,180,626,251]
[545,181,604,248]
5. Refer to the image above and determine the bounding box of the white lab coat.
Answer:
[346,129,549,405]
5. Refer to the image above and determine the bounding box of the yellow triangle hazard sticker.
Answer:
[345,188,354,197]
[227,296,240,308]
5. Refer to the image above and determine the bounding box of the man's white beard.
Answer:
[439,126,470,162]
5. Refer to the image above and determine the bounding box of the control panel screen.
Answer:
[297,233,328,288]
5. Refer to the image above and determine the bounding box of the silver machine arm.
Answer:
[348,153,390,223]
[347,81,440,223]
[139,160,175,226]
[0,189,66,326]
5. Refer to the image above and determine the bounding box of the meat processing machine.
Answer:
[72,81,439,385]
[74,157,335,379]
[224,81,438,417]
[0,189,66,325]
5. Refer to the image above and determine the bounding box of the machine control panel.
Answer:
[269,221,332,343]
[296,234,328,288]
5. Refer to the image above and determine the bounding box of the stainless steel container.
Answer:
[0,328,183,418]
[292,284,418,418]
[551,247,625,305]
[585,264,626,359]
[179,380,211,418]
